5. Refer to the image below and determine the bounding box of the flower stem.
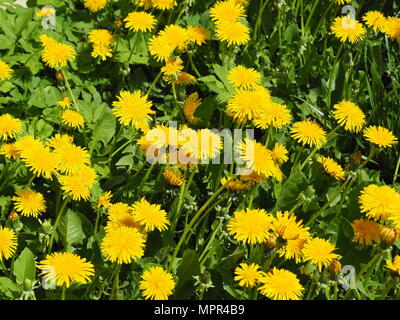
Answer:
[48,198,70,254]
[61,285,67,300]
[146,71,163,97]
[110,264,121,300]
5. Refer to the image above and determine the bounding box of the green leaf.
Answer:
[0,277,21,299]
[58,210,85,247]
[275,170,308,210]
[13,247,36,284]
[175,249,200,299]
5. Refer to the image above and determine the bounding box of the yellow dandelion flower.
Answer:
[53,143,90,175]
[140,266,175,300]
[36,7,55,17]
[12,190,46,218]
[210,0,246,23]
[364,125,398,148]
[41,39,76,69]
[352,219,381,245]
[0,60,13,80]
[152,0,176,10]
[331,16,366,43]
[108,202,132,220]
[98,191,112,209]
[316,156,345,180]
[138,0,153,10]
[163,168,184,186]
[258,268,304,300]
[278,238,309,263]
[73,166,97,189]
[160,25,189,51]
[362,11,386,32]
[38,34,57,48]
[238,138,276,178]
[272,211,310,241]
[234,263,262,288]
[291,120,327,149]
[38,252,94,288]
[91,43,113,61]
[386,256,400,275]
[359,184,400,221]
[101,226,146,264]
[173,72,196,85]
[131,199,170,232]
[228,65,261,90]
[221,177,251,191]
[253,102,292,130]
[330,0,351,4]
[183,92,202,124]
[380,226,400,245]
[332,101,366,133]
[83,0,108,12]
[124,11,156,32]
[0,143,20,159]
[215,21,250,47]
[46,134,74,150]
[105,213,142,233]
[57,97,72,109]
[0,226,17,260]
[187,26,210,46]
[302,238,340,272]
[61,110,84,129]
[0,114,22,140]
[59,175,91,201]
[88,29,113,45]
[161,57,184,77]
[148,35,174,62]
[14,136,42,154]
[112,90,154,131]
[383,17,400,41]
[227,208,273,245]
[271,143,289,164]
[180,129,222,163]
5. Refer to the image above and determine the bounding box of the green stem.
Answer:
[254,0,269,39]
[393,153,400,184]
[146,71,163,97]
[188,54,201,78]
[61,285,67,300]
[326,43,344,107]
[311,2,334,38]
[290,145,305,173]
[304,0,320,33]
[47,198,70,254]
[61,69,80,113]
[110,264,121,300]
[24,174,36,189]
[199,220,222,267]
[94,207,102,238]
[137,163,156,196]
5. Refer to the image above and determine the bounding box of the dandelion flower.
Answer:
[386,256,400,275]
[138,0,153,10]
[227,208,273,245]
[187,26,210,46]
[253,102,292,130]
[383,17,400,41]
[331,16,366,43]
[105,213,142,233]
[61,110,84,129]
[332,101,366,133]
[101,226,146,264]
[36,7,55,17]
[0,143,20,159]
[258,268,304,300]
[57,97,72,109]
[272,211,310,241]
[152,0,176,10]
[73,166,97,189]
[163,168,184,186]
[183,92,202,124]
[124,12,156,32]
[215,21,250,47]
[88,29,113,45]
[278,238,309,263]
[47,134,74,150]
[161,58,184,77]
[0,226,17,260]
[210,0,246,23]
[234,263,262,287]
[330,0,351,4]
[271,143,289,164]
[359,184,400,221]
[352,219,381,245]
[302,238,340,272]
[38,252,94,288]
[364,126,398,148]
[148,35,174,62]
[131,199,170,232]
[316,156,345,180]
[291,120,327,149]
[0,61,13,80]
[112,90,154,131]
[221,177,251,191]
[180,129,222,163]
[54,143,90,174]
[98,191,112,209]
[83,0,108,12]
[362,11,386,33]
[12,190,46,218]
[59,175,91,201]
[0,114,22,140]
[228,66,261,90]
[174,72,196,85]
[140,266,175,300]
[108,202,132,220]
[41,39,76,69]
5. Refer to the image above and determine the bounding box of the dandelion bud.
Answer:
[23,279,33,291]
[329,259,342,276]
[304,186,315,198]
[8,210,19,221]
[380,226,400,245]
[351,151,363,165]
[115,18,122,28]
[42,220,52,234]
[55,70,63,81]
[263,234,277,249]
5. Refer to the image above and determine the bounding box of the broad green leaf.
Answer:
[13,247,36,283]
[275,170,308,210]
[58,210,85,247]
[175,249,200,299]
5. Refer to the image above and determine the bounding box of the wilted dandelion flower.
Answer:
[163,168,184,186]
[183,92,202,124]
[83,0,108,12]
[386,256,400,275]
[228,65,261,90]
[57,97,72,109]
[101,226,146,264]
[227,208,273,245]
[41,39,76,69]
[124,11,156,32]
[0,226,17,260]
[12,190,46,218]
[0,114,22,140]
[38,252,94,288]
[291,120,327,149]
[364,126,398,148]
[140,266,175,300]
[112,90,154,131]
[215,21,250,46]
[332,101,366,133]
[234,263,262,288]
[271,143,289,164]
[253,102,292,129]
[187,26,210,46]
[331,16,365,43]
[258,268,304,300]
[362,11,386,32]
[316,156,345,180]
[359,184,400,221]
[302,238,340,272]
[0,61,13,80]
[161,58,184,77]
[351,219,381,245]
[238,138,276,178]
[61,110,84,129]
[152,0,176,10]
[131,199,170,232]
[0,143,20,159]
[98,191,112,209]
[210,0,246,23]
[383,17,400,41]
